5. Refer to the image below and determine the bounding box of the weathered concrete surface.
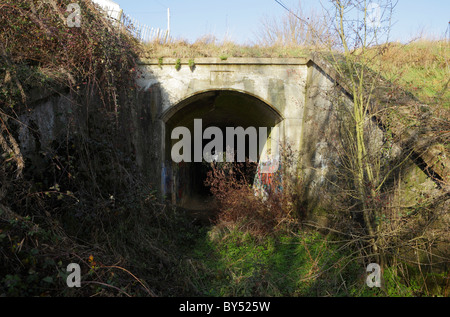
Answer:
[136,57,308,120]
[18,92,74,156]
[135,58,310,205]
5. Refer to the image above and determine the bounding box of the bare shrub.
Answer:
[204,145,302,237]
[255,0,336,50]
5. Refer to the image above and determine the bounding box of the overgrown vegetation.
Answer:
[0,0,168,297]
[198,143,448,296]
[251,0,449,297]
[0,0,448,298]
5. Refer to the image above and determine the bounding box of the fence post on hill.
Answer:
[167,7,171,39]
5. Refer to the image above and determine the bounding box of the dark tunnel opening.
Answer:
[188,129,261,200]
[163,90,283,212]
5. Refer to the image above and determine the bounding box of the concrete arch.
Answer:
[160,88,285,124]
[135,58,308,208]
[161,89,285,209]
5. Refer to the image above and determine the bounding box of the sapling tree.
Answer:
[270,0,400,262]
[324,0,397,256]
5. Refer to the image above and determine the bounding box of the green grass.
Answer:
[174,221,448,297]
[372,40,450,109]
[186,226,371,297]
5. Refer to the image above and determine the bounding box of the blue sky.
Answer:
[115,0,450,44]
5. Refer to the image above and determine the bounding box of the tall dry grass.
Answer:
[141,36,311,59]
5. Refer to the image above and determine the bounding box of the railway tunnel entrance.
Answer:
[162,89,284,213]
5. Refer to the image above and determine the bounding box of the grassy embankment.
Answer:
[373,40,449,110]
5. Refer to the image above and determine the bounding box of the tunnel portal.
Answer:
[163,90,284,210]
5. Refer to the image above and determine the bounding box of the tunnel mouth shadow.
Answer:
[162,89,283,219]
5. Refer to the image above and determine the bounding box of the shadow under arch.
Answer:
[161,88,284,123]
[161,89,284,214]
